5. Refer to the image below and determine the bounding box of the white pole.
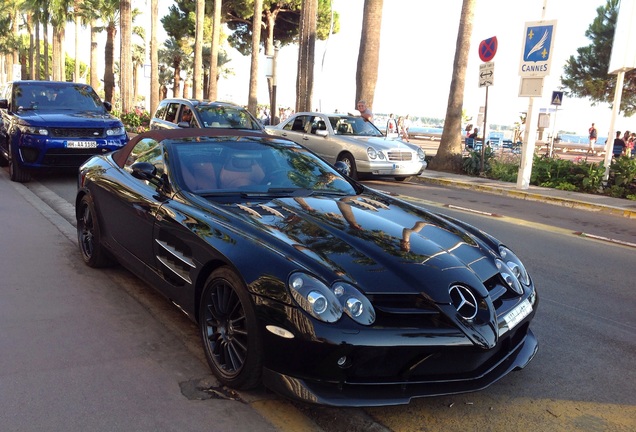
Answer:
[516,0,548,190]
[603,70,625,181]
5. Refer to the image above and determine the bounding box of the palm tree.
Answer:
[296,0,317,113]
[355,0,382,110]
[429,0,475,172]
[120,0,133,112]
[150,0,159,111]
[248,0,263,116]
[49,0,73,81]
[193,0,205,99]
[159,37,185,98]
[208,0,222,101]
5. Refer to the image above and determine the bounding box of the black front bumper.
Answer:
[262,328,538,407]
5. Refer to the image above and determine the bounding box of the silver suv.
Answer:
[149,98,263,131]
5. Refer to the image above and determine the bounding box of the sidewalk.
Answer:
[414,169,636,219]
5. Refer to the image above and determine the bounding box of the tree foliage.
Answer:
[560,0,636,116]
[224,0,339,56]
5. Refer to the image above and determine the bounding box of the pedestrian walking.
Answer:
[588,122,597,154]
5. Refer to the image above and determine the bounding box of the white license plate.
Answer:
[66,140,97,149]
[503,299,532,332]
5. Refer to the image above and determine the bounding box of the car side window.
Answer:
[164,103,180,123]
[154,102,167,120]
[124,138,165,178]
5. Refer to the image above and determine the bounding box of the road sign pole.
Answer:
[480,86,489,174]
[549,106,558,157]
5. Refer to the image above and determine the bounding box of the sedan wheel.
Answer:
[337,152,358,180]
[77,194,113,268]
[199,267,262,390]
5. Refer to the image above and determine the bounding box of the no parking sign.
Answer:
[479,37,498,62]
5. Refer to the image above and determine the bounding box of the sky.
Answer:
[117,0,634,137]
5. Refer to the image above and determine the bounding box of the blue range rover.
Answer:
[0,80,129,182]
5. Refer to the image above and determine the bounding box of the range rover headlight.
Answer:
[106,126,126,136]
[288,273,342,323]
[17,124,48,136]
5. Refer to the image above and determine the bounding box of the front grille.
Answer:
[50,127,104,138]
[387,151,413,161]
[41,148,107,167]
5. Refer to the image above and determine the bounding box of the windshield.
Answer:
[329,115,383,137]
[168,137,357,197]
[13,83,104,112]
[195,105,262,130]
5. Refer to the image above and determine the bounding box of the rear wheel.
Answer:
[8,145,30,183]
[337,152,358,180]
[199,267,262,390]
[77,194,113,267]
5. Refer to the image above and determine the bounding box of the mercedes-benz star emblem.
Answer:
[449,285,478,320]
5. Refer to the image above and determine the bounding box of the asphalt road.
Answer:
[3,167,635,432]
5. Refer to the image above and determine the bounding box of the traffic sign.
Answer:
[479,62,494,87]
[551,91,563,106]
[519,20,557,77]
[479,37,498,62]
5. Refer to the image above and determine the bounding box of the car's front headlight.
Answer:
[106,126,126,136]
[288,272,376,325]
[417,148,426,161]
[496,246,530,294]
[367,147,386,160]
[17,124,48,136]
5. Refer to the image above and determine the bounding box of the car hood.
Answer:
[16,110,122,127]
[208,190,500,303]
[340,135,419,151]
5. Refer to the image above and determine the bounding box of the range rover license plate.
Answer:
[66,141,97,149]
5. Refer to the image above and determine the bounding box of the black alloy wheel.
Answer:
[77,194,112,268]
[199,267,262,389]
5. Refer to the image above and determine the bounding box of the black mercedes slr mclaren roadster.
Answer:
[76,128,538,406]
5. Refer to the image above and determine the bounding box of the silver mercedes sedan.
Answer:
[266,112,426,181]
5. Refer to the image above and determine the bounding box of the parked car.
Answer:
[76,128,538,406]
[149,98,263,132]
[266,112,427,181]
[0,80,128,182]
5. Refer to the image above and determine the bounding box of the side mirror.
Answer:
[333,161,350,177]
[0,99,8,110]
[103,101,112,112]
[177,121,191,128]
[131,161,158,181]
[316,129,328,137]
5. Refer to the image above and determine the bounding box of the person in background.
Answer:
[397,116,409,142]
[386,113,398,136]
[180,107,193,127]
[588,122,597,154]
[468,127,479,139]
[356,100,373,122]
[612,131,625,158]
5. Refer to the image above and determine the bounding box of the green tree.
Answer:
[561,0,636,116]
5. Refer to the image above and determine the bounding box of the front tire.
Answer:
[77,194,113,268]
[8,145,30,183]
[199,267,262,390]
